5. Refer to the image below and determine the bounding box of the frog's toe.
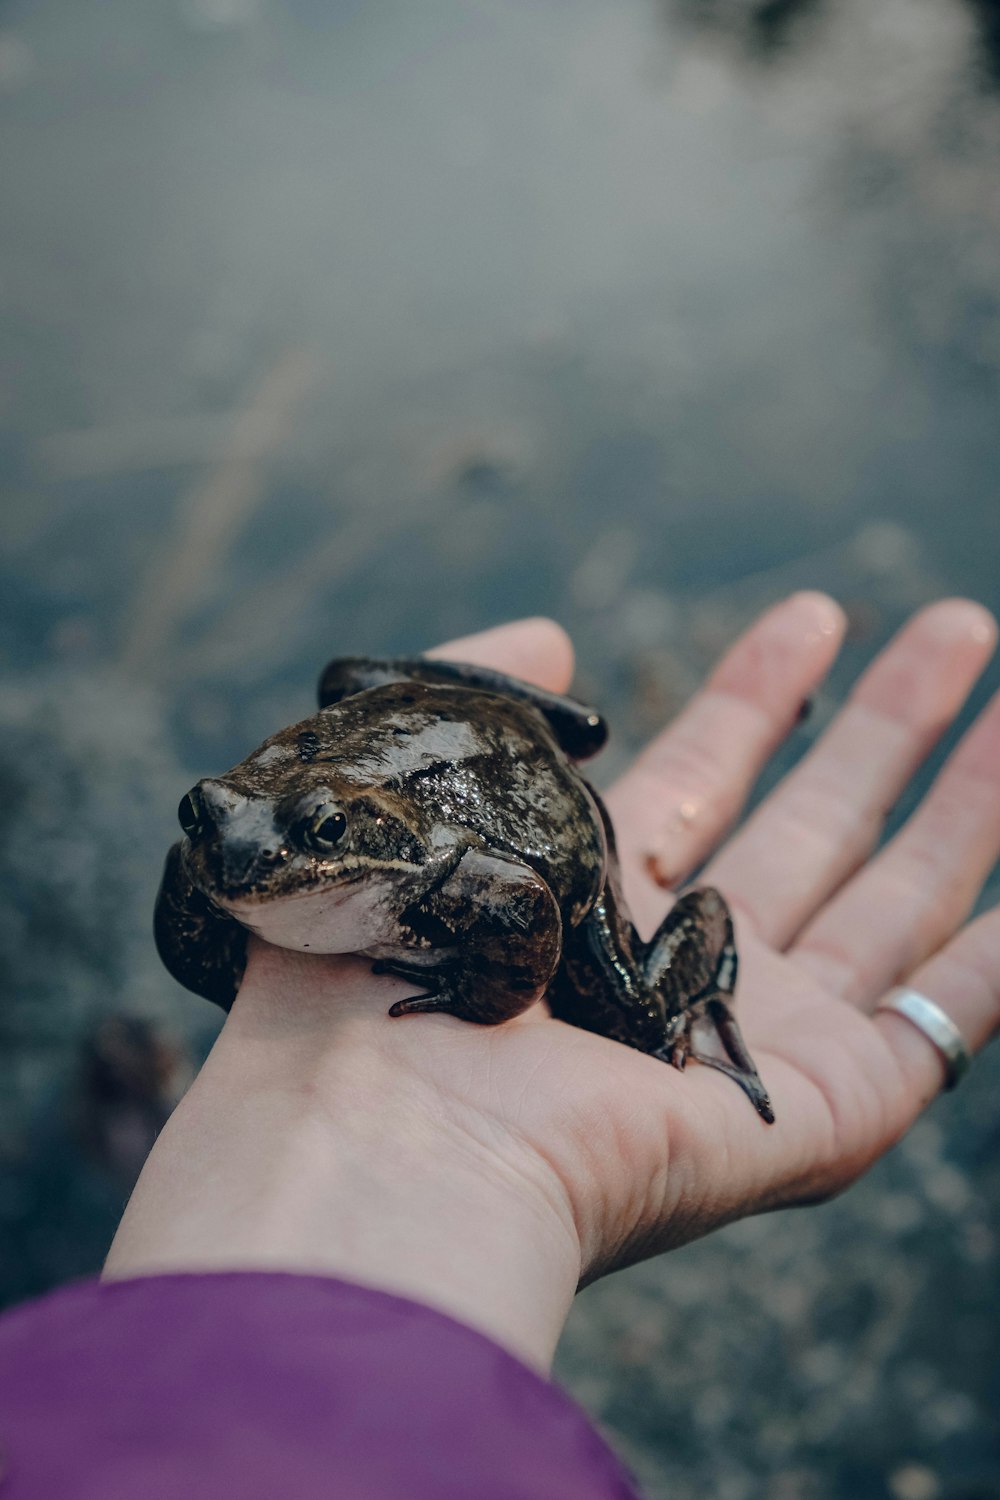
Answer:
[372,957,447,1013]
[691,1050,775,1124]
[372,957,440,985]
[651,1009,691,1069]
[388,993,451,1017]
[654,1034,689,1071]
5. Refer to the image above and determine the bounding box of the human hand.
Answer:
[411,596,1000,1258]
[107,598,1000,1369]
[574,593,999,1260]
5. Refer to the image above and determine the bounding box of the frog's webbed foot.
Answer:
[645,888,774,1124]
[655,998,774,1124]
[376,849,563,1027]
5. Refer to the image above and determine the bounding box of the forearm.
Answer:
[104,941,582,1372]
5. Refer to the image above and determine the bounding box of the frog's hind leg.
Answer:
[317,656,607,761]
[643,888,735,1006]
[643,888,774,1123]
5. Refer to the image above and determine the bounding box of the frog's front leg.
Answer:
[154,843,248,1010]
[374,849,562,1027]
[645,889,774,1124]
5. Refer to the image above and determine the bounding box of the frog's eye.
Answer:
[301,806,348,853]
[178,790,205,840]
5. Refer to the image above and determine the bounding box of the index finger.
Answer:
[427,616,575,693]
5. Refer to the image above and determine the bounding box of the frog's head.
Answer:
[175,709,438,951]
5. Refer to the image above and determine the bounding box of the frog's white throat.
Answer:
[221,878,406,956]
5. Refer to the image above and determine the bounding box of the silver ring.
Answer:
[875,987,971,1089]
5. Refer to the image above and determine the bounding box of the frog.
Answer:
[154,655,774,1122]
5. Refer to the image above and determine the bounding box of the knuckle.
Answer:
[643,727,730,799]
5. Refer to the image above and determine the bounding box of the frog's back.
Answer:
[325,682,608,928]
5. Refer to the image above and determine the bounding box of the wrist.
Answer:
[104,942,582,1371]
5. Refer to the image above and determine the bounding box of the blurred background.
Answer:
[1,0,999,1495]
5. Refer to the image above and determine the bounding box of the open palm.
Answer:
[342,595,1000,1282]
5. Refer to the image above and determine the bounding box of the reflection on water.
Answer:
[671,0,1000,84]
[669,0,830,54]
[1,2,999,1495]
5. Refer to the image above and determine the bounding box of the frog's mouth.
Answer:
[184,838,369,909]
[217,872,402,956]
[208,864,370,906]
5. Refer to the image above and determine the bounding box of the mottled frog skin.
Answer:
[155,656,773,1121]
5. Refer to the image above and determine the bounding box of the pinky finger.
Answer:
[873,905,1000,1106]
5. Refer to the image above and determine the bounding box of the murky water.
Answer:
[1,2,999,1495]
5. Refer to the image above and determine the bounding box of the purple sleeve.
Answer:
[0,1271,642,1500]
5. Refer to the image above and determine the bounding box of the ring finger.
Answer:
[872,902,1000,1122]
[793,684,1000,1005]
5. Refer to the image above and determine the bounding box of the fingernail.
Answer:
[787,591,845,641]
[645,800,701,887]
[918,598,997,648]
[645,851,675,889]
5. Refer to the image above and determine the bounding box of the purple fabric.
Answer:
[0,1272,641,1499]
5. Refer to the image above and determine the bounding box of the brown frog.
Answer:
[154,656,773,1121]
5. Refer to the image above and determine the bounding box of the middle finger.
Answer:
[606,592,845,936]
